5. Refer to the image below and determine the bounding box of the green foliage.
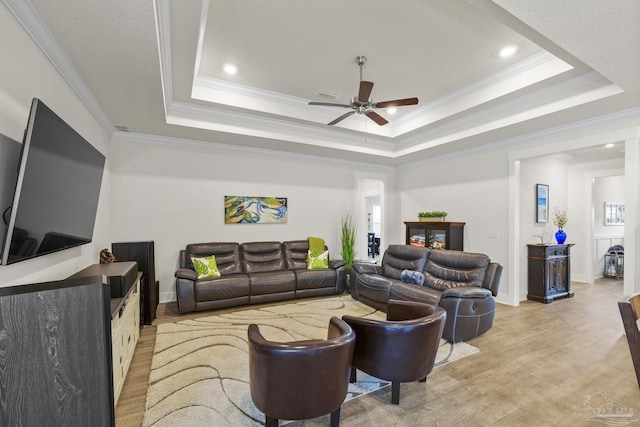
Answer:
[340,211,357,275]
[418,210,448,217]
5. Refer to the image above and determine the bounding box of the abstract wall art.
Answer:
[224,195,288,224]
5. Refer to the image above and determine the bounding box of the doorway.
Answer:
[357,176,385,263]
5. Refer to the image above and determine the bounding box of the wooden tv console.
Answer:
[111,275,141,405]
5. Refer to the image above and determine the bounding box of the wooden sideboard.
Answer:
[527,244,574,303]
[111,276,141,405]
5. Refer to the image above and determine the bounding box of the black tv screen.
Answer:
[1,98,105,265]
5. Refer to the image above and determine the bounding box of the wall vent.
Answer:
[114,124,130,132]
[315,90,341,100]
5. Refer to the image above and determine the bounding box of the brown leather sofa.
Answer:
[350,244,502,343]
[175,240,346,314]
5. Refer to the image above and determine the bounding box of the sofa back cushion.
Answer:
[183,242,243,275]
[241,241,286,273]
[382,245,429,280]
[282,240,309,270]
[423,249,489,291]
[283,240,330,270]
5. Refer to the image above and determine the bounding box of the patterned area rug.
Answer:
[142,295,479,426]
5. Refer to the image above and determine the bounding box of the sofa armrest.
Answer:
[175,268,197,281]
[441,286,492,299]
[483,263,503,297]
[351,262,382,276]
[330,259,346,269]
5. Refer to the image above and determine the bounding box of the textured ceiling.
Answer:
[14,0,640,164]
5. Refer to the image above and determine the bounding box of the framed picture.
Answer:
[536,184,549,223]
[605,202,624,225]
[224,195,288,224]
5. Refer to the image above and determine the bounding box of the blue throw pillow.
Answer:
[400,269,425,285]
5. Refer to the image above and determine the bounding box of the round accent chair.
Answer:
[248,317,355,427]
[342,299,446,404]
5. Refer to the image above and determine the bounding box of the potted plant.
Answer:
[340,210,356,292]
[418,211,448,222]
[553,207,568,244]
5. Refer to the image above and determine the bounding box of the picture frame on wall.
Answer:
[604,202,624,225]
[536,184,549,223]
[224,195,288,224]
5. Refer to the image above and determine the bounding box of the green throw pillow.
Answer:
[191,255,221,279]
[307,236,325,253]
[307,250,329,270]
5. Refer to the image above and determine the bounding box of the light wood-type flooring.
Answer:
[115,278,639,426]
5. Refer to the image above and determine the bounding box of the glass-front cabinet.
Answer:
[404,222,465,251]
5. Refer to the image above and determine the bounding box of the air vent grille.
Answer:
[114,124,130,132]
[315,90,341,100]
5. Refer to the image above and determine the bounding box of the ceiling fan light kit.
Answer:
[309,55,419,126]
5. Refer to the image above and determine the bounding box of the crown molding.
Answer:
[112,129,395,171]
[3,0,115,135]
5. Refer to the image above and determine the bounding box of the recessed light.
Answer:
[499,45,517,58]
[605,143,615,148]
[387,108,397,115]
[223,63,238,75]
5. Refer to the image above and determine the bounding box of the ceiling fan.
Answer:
[309,55,418,126]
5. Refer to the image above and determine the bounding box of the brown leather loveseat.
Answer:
[350,244,502,343]
[175,240,346,314]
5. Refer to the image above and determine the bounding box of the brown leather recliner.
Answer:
[342,299,446,404]
[248,317,356,427]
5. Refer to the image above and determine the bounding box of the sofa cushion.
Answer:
[194,274,250,302]
[423,249,489,291]
[381,245,429,280]
[295,268,337,290]
[184,242,243,275]
[191,255,221,279]
[248,271,296,295]
[241,241,286,273]
[389,282,441,306]
[283,240,309,270]
[307,250,329,269]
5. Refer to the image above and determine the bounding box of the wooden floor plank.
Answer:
[115,278,639,426]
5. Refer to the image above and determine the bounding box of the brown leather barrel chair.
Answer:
[248,317,356,427]
[342,299,446,404]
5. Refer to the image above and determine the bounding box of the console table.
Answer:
[527,244,574,303]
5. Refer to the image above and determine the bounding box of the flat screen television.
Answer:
[0,98,105,265]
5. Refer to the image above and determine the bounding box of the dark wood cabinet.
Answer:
[404,221,465,251]
[112,241,158,324]
[527,244,574,303]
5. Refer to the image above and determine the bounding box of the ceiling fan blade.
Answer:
[358,81,374,102]
[328,110,356,125]
[308,102,352,108]
[365,111,389,126]
[374,97,419,108]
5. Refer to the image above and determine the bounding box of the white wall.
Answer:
[397,148,510,303]
[109,136,394,302]
[0,6,111,286]
[519,156,569,295]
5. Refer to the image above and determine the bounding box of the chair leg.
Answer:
[350,366,357,383]
[391,381,401,404]
[265,415,278,427]
[330,407,341,427]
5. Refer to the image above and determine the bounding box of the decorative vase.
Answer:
[555,229,567,244]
